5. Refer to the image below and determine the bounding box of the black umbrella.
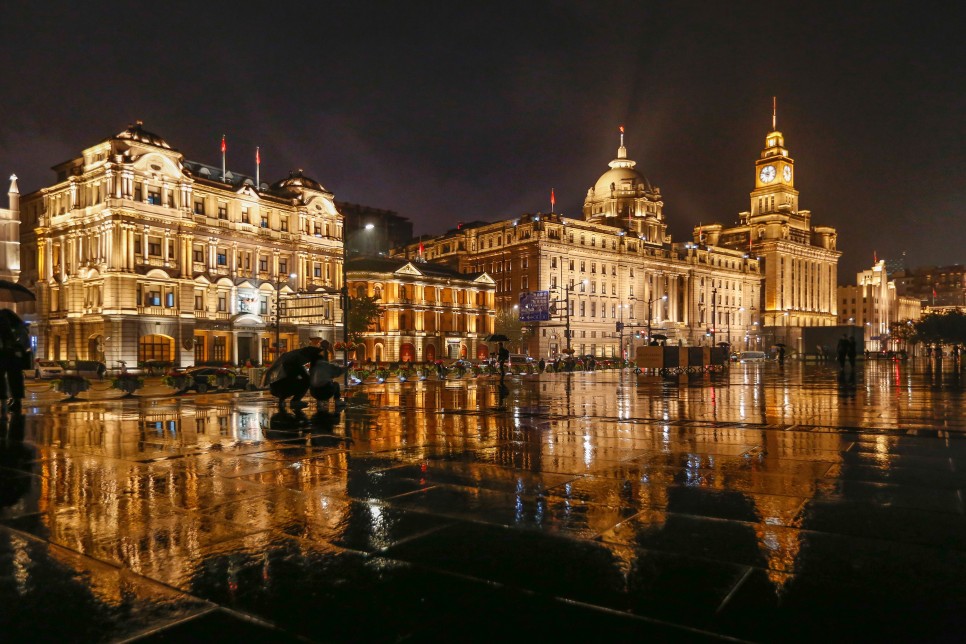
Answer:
[485,334,510,342]
[651,334,668,341]
[309,361,348,388]
[0,279,35,303]
[773,343,787,348]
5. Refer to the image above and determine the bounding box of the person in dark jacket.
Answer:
[262,346,324,412]
[0,309,29,415]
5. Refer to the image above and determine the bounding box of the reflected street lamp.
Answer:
[647,294,668,345]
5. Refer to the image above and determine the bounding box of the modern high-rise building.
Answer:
[892,264,966,311]
[697,107,840,352]
[395,134,763,359]
[18,122,345,368]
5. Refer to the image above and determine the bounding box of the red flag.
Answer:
[256,146,260,165]
[418,241,424,255]
[619,125,624,134]
[551,188,556,211]
[873,250,878,263]
[221,135,226,153]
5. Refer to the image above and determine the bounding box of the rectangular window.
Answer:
[242,206,250,223]
[281,216,289,232]
[165,292,175,308]
[147,290,161,306]
[551,257,557,268]
[147,188,161,205]
[217,251,227,266]
[522,276,528,289]
[580,302,586,316]
[217,204,228,220]
[314,263,321,277]
[194,200,205,215]
[279,260,288,274]
[194,295,203,310]
[148,238,162,256]
[261,215,269,228]
[260,298,268,315]
[243,253,251,269]
[134,238,142,254]
[591,302,596,317]
[217,294,227,312]
[213,336,227,361]
[259,257,268,272]
[167,240,175,258]
[134,184,143,201]
[193,248,204,263]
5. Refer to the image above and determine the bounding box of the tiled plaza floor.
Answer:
[1,359,964,642]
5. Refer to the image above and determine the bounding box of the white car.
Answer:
[738,351,768,363]
[34,360,66,379]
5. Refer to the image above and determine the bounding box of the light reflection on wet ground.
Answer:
[1,360,965,641]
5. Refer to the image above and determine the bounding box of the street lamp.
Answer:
[550,280,585,355]
[342,223,375,387]
[275,272,297,361]
[647,294,668,345]
[711,288,717,347]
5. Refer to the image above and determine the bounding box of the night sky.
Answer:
[1,1,962,278]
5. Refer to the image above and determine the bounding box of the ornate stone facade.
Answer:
[395,134,762,359]
[699,111,840,352]
[19,122,344,367]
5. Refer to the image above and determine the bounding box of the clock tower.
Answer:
[750,99,798,216]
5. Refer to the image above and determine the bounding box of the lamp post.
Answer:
[274,272,297,362]
[711,288,717,347]
[647,294,668,345]
[341,223,374,387]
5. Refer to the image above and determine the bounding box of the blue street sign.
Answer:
[519,290,550,322]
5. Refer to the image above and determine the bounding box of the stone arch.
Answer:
[424,344,437,363]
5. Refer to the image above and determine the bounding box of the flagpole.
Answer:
[256,146,260,189]
[221,134,227,182]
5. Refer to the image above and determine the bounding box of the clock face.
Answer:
[759,165,776,183]
[783,165,792,182]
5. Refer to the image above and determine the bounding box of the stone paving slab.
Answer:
[1,360,966,642]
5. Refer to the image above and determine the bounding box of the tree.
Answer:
[914,310,966,347]
[495,307,525,352]
[347,294,382,343]
[889,319,917,349]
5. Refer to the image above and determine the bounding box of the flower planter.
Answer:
[112,374,144,397]
[54,375,91,400]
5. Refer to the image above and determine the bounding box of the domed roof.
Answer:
[589,131,650,196]
[593,165,649,195]
[271,169,326,193]
[115,120,172,149]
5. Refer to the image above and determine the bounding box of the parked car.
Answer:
[507,354,533,367]
[738,351,768,363]
[64,359,107,379]
[171,367,250,393]
[34,360,66,379]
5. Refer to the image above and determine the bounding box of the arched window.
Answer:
[373,286,382,300]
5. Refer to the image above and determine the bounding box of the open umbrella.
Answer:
[309,361,348,388]
[773,343,787,348]
[484,333,510,342]
[0,279,35,303]
[561,348,576,354]
[651,334,668,341]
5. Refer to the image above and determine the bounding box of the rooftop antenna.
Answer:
[772,96,777,131]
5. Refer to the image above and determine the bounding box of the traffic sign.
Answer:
[519,291,550,322]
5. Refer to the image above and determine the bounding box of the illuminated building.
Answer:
[892,264,966,312]
[18,122,344,366]
[395,134,762,358]
[837,260,921,351]
[699,106,840,352]
[1,175,20,284]
[345,256,495,362]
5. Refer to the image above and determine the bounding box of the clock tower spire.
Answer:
[750,97,798,216]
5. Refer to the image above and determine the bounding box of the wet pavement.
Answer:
[1,359,965,642]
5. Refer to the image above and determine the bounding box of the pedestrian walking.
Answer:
[497,342,509,384]
[836,335,849,370]
[847,336,857,370]
[778,346,786,366]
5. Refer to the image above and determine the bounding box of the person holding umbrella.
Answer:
[0,309,30,415]
[261,345,324,413]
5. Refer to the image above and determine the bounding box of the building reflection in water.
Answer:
[10,363,963,603]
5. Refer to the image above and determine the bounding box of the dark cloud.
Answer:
[1,1,962,277]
